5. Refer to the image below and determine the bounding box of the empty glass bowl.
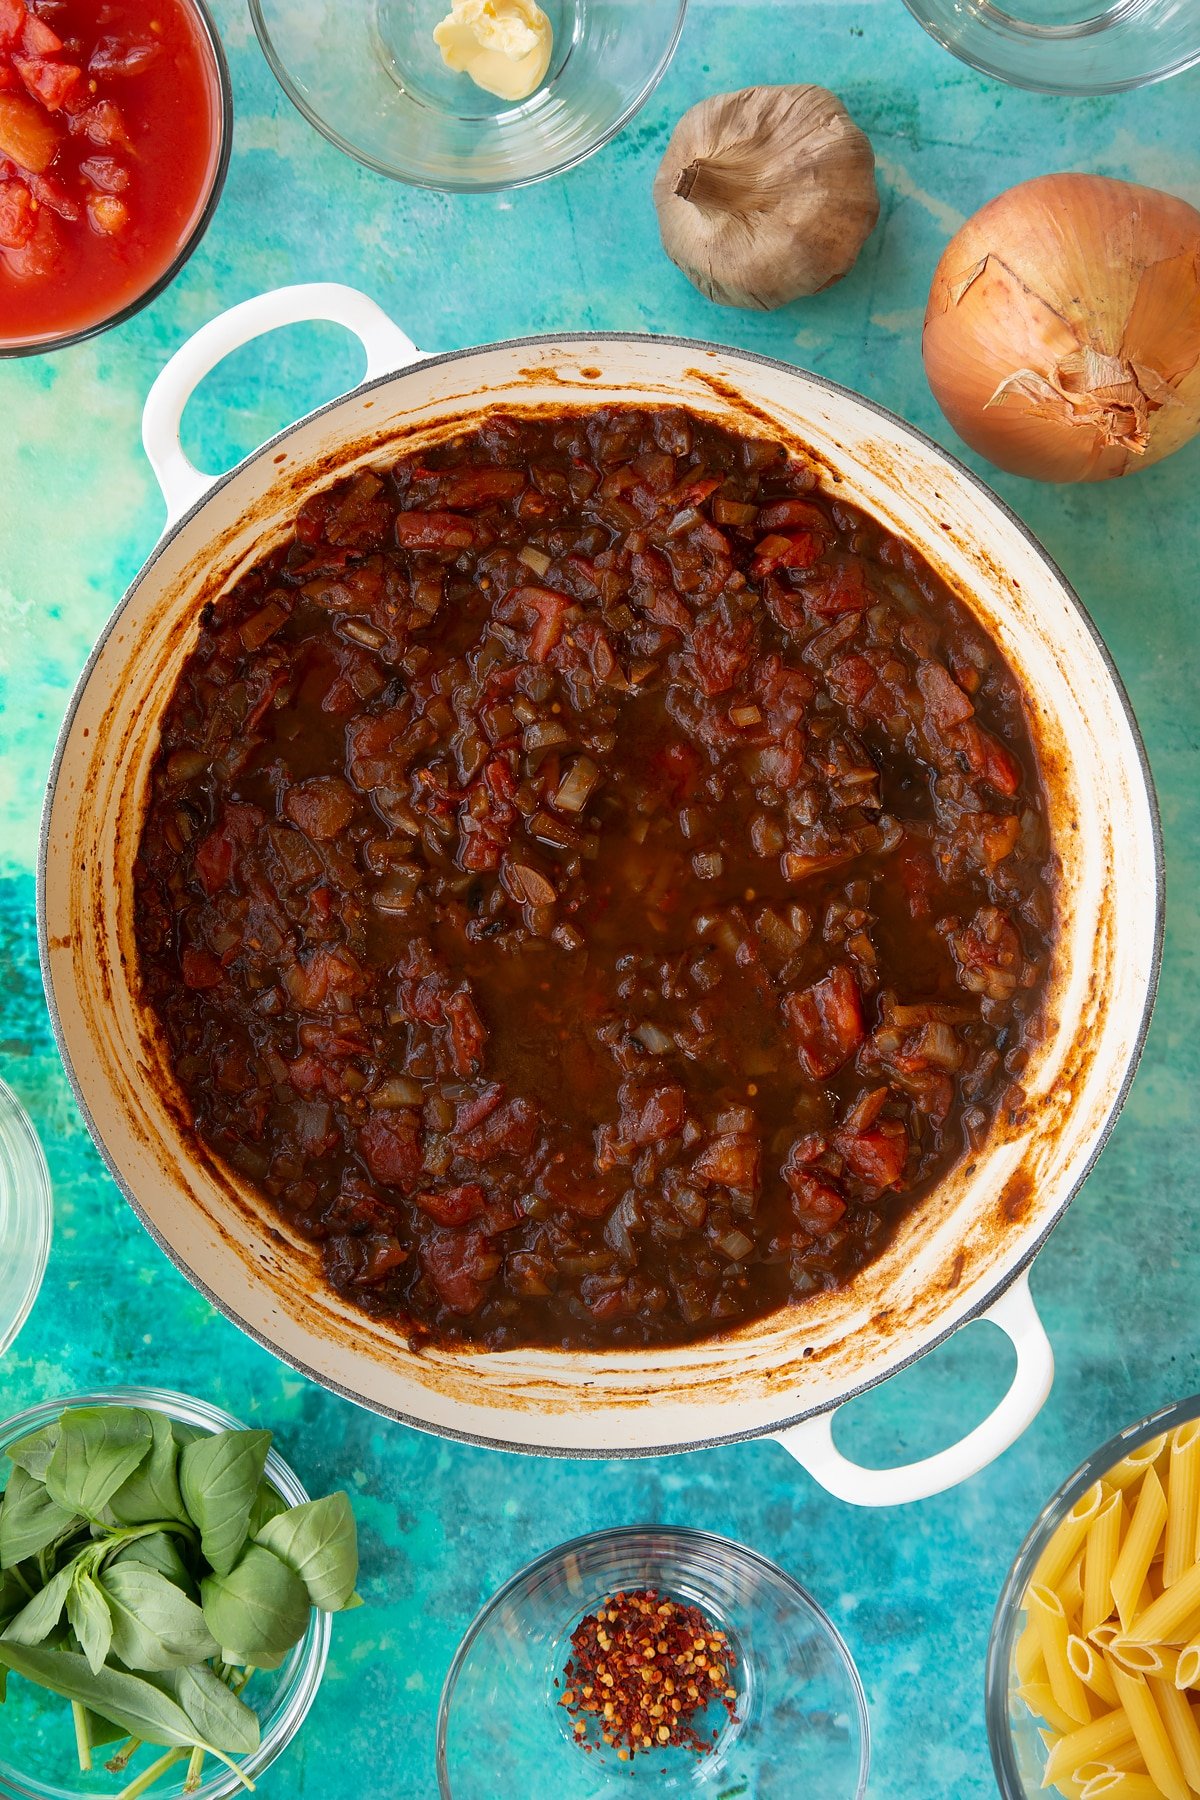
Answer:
[986,1393,1200,1797]
[437,1524,869,1797]
[0,1386,330,1800]
[902,0,1200,94]
[250,0,688,191]
[0,1078,52,1358]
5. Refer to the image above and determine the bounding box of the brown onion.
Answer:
[922,173,1200,483]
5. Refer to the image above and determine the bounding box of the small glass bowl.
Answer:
[0,1386,330,1800]
[0,0,232,358]
[437,1525,870,1797]
[249,0,688,192]
[0,1078,52,1358]
[986,1392,1200,1797]
[902,0,1200,95]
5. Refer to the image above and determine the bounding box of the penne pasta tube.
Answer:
[1060,1556,1086,1621]
[1029,1584,1094,1724]
[1128,1559,1200,1646]
[1043,1710,1137,1785]
[1106,1437,1169,1494]
[1073,1739,1148,1777]
[1018,1617,1050,1687]
[1164,1420,1200,1588]
[1085,1491,1129,1639]
[1081,1774,1178,1799]
[1149,1672,1200,1792]
[1091,1623,1123,1650]
[1107,1658,1191,1800]
[1022,1679,1089,1736]
[1111,1469,1168,1631]
[1036,1484,1109,1592]
[1176,1641,1200,1690]
[1040,1728,1086,1800]
[1069,1635,1120,1708]
[1110,1639,1178,1680]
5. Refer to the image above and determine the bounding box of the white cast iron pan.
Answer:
[39,286,1162,1504]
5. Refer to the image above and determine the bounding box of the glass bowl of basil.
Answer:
[0,1386,360,1799]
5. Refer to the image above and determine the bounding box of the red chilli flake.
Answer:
[558,1587,739,1761]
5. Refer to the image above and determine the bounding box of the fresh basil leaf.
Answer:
[110,1531,194,1593]
[81,1707,128,1749]
[1,1559,75,1646]
[0,1642,202,1747]
[0,1567,26,1629]
[179,1431,271,1579]
[66,1570,113,1675]
[45,1408,154,1521]
[107,1411,187,1527]
[201,1545,310,1663]
[100,1565,220,1673]
[5,1423,61,1484]
[168,1664,260,1756]
[0,1465,80,1569]
[254,1492,359,1612]
[247,1479,287,1539]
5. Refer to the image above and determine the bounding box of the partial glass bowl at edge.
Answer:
[437,1524,870,1797]
[250,0,689,192]
[986,1391,1200,1798]
[902,0,1200,95]
[0,1386,330,1800]
[0,1077,52,1359]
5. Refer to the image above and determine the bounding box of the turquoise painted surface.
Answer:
[1,2,1199,1793]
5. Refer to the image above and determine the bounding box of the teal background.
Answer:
[2,2,1198,1793]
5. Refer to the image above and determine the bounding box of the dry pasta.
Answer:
[1014,1416,1200,1800]
[1149,1676,1200,1791]
[1112,1470,1168,1631]
[1165,1424,1200,1589]
[1107,1659,1190,1800]
[1087,1492,1130,1637]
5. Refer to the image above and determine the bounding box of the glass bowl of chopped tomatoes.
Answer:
[0,0,231,355]
[437,1524,869,1795]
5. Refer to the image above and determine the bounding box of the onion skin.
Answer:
[922,173,1200,482]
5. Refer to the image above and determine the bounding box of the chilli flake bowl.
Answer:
[38,285,1161,1503]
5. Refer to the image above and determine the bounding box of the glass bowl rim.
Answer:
[899,0,1200,95]
[0,0,233,360]
[985,1390,1200,1797]
[436,1520,871,1798]
[0,1076,53,1359]
[248,0,690,194]
[0,1383,331,1800]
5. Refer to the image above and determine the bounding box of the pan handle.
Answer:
[772,1271,1053,1507]
[141,283,424,525]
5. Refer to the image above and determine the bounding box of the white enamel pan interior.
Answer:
[39,286,1162,1503]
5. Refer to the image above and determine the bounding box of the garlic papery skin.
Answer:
[653,85,879,311]
[923,173,1200,483]
[432,0,553,103]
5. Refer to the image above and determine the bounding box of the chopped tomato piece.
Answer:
[0,89,58,169]
[412,1185,487,1227]
[15,55,81,110]
[0,174,32,247]
[180,946,223,990]
[392,510,477,552]
[420,1229,496,1315]
[691,1134,761,1192]
[359,1112,423,1192]
[832,1124,908,1189]
[20,13,59,53]
[687,612,753,697]
[918,662,974,731]
[751,530,825,578]
[69,98,130,148]
[785,1170,847,1231]
[495,585,570,663]
[444,990,487,1077]
[783,965,865,1082]
[86,191,127,234]
[954,719,1022,796]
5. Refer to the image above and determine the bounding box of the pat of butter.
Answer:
[433,0,553,102]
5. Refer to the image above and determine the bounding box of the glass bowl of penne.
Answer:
[988,1396,1200,1800]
